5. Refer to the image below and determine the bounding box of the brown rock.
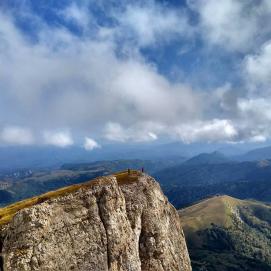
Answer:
[0,173,191,271]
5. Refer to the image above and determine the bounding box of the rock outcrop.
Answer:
[0,173,191,271]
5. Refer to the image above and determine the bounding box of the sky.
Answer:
[1,0,271,150]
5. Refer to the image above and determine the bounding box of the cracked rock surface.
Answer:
[0,174,191,271]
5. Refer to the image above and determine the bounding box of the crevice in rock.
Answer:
[96,195,110,270]
[63,219,76,250]
[138,216,147,268]
[0,233,4,271]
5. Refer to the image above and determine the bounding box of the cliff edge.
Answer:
[0,172,191,271]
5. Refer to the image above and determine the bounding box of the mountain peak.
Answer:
[0,172,191,271]
[184,151,229,165]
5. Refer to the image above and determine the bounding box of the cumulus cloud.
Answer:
[249,135,267,143]
[43,131,74,147]
[1,1,271,146]
[1,126,34,145]
[104,122,160,142]
[104,119,239,144]
[238,98,271,122]
[174,119,238,143]
[244,40,271,90]
[235,98,271,141]
[0,7,201,143]
[61,2,92,30]
[188,0,271,51]
[63,3,88,24]
[148,132,158,140]
[84,137,100,151]
[116,2,192,47]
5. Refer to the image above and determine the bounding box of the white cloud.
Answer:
[116,3,192,47]
[104,122,160,142]
[110,60,201,123]
[228,98,271,143]
[188,0,271,51]
[104,123,127,142]
[105,119,239,144]
[148,132,158,140]
[174,119,238,143]
[84,137,100,151]
[1,126,34,145]
[0,10,201,139]
[238,98,271,122]
[61,3,91,29]
[43,131,73,147]
[244,40,271,90]
[1,1,271,146]
[249,135,267,143]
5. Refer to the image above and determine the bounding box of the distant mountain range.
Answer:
[1,142,271,169]
[155,151,271,207]
[179,195,271,270]
[0,144,188,169]
[0,159,184,206]
[183,151,230,165]
[3,144,271,208]
[3,146,271,208]
[238,145,271,161]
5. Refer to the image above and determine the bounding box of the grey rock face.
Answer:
[0,174,191,271]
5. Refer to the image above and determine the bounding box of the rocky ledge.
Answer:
[0,172,191,271]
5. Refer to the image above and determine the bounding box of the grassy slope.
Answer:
[180,196,235,228]
[0,170,140,226]
[179,194,271,234]
[179,195,271,270]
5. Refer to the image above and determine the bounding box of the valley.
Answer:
[155,152,271,207]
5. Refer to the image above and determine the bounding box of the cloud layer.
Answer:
[1,0,271,146]
[1,126,34,145]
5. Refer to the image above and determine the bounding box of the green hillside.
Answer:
[179,195,271,271]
